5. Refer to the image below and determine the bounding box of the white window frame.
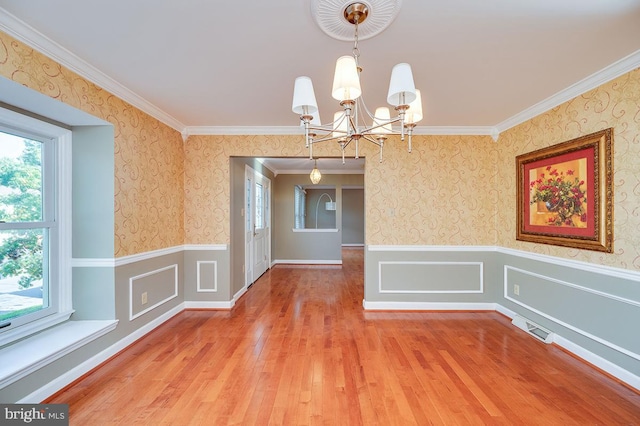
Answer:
[294,185,306,229]
[0,107,73,347]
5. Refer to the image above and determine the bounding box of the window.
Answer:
[0,108,72,346]
[255,182,264,230]
[246,177,251,232]
[294,185,306,229]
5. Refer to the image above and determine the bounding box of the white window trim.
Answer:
[294,185,306,229]
[0,108,74,347]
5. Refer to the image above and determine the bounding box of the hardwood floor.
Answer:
[48,248,640,425]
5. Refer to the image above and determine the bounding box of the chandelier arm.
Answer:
[309,133,347,145]
[356,95,409,134]
[358,116,402,135]
[362,135,382,147]
[293,2,419,164]
[307,125,335,134]
[303,111,347,134]
[355,94,376,121]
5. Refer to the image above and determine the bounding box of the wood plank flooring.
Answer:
[48,248,640,425]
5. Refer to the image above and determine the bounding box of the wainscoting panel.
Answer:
[129,264,179,320]
[366,245,640,388]
[504,265,640,361]
[197,260,218,292]
[365,246,497,305]
[379,261,483,293]
[184,246,231,303]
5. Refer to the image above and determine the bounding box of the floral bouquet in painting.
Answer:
[530,166,587,226]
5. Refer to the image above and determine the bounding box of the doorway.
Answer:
[245,165,271,287]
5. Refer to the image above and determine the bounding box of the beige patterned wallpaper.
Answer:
[3,29,638,270]
[185,67,640,271]
[497,68,640,270]
[184,134,498,246]
[185,135,306,244]
[0,32,185,257]
[365,134,497,245]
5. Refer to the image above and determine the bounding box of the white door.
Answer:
[245,166,271,287]
[252,178,268,278]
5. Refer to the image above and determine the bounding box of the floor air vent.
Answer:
[512,315,554,344]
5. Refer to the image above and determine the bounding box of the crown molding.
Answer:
[185,126,303,136]
[0,10,186,132]
[495,48,640,133]
[185,125,499,137]
[2,8,637,140]
[274,168,364,175]
[412,126,496,136]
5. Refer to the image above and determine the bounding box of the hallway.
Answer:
[48,248,640,425]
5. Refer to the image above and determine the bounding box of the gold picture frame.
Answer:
[516,128,613,252]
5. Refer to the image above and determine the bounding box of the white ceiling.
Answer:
[0,0,639,138]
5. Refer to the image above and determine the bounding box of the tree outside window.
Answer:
[0,134,45,323]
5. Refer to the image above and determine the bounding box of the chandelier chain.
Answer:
[352,20,361,64]
[291,2,422,164]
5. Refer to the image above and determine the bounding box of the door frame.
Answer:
[244,164,271,288]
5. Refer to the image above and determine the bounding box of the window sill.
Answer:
[0,320,118,390]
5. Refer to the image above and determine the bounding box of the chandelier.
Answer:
[292,2,423,163]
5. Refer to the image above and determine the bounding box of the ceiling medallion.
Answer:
[293,0,422,163]
[311,0,403,41]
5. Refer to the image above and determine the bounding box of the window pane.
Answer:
[255,183,264,229]
[0,228,47,323]
[246,178,251,231]
[0,133,43,223]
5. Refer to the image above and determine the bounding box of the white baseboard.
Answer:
[233,286,247,304]
[20,296,640,403]
[184,301,234,309]
[498,305,639,392]
[23,298,239,401]
[502,304,639,391]
[553,334,640,391]
[364,301,640,392]
[272,259,342,266]
[362,300,497,311]
[495,303,517,319]
[20,304,184,403]
[362,300,640,391]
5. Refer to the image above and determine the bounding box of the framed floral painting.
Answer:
[516,128,613,252]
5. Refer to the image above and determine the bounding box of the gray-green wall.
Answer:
[364,246,640,384]
[304,188,336,229]
[342,188,364,245]
[272,174,364,262]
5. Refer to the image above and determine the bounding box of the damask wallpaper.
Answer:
[2,29,638,270]
[184,134,497,246]
[497,68,640,270]
[0,32,185,257]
